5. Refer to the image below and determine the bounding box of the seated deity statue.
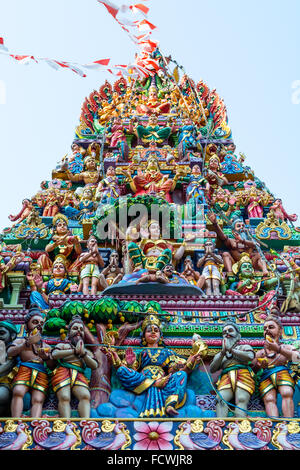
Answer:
[37,214,82,273]
[102,312,206,417]
[28,256,78,309]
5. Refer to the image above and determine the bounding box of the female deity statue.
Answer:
[186,165,209,204]
[102,312,206,417]
[95,166,121,205]
[269,199,298,223]
[107,117,130,161]
[242,186,270,219]
[37,214,82,273]
[42,189,61,218]
[28,256,78,309]
[64,188,95,222]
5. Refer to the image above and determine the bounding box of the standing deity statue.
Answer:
[252,315,300,418]
[78,235,105,295]
[7,308,52,417]
[95,166,121,204]
[210,322,255,417]
[186,165,209,205]
[51,316,98,418]
[197,240,223,295]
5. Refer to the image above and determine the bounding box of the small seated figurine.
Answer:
[102,312,206,417]
[38,214,82,273]
[64,187,95,222]
[210,322,255,417]
[78,235,105,295]
[197,240,223,295]
[7,308,53,417]
[0,321,18,416]
[0,249,25,292]
[252,315,300,418]
[51,316,98,418]
[98,251,124,290]
[28,256,78,309]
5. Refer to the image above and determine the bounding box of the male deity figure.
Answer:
[210,322,255,417]
[98,250,124,290]
[207,212,268,276]
[51,316,98,418]
[78,235,105,295]
[252,315,300,418]
[197,240,223,295]
[8,308,52,417]
[0,321,18,416]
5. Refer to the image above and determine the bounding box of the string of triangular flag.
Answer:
[0,1,159,79]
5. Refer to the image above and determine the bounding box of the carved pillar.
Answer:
[6,272,26,309]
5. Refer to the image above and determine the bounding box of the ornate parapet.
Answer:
[0,417,298,450]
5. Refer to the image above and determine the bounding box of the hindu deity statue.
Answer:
[269,198,298,223]
[63,156,100,187]
[252,315,300,418]
[67,143,86,175]
[207,212,269,276]
[186,164,209,204]
[28,256,78,309]
[8,199,36,227]
[122,155,179,203]
[0,249,25,292]
[0,321,19,416]
[197,240,223,295]
[134,115,175,145]
[211,187,237,217]
[210,322,255,417]
[205,154,228,198]
[135,85,171,116]
[225,253,282,314]
[98,250,124,290]
[7,308,53,418]
[38,214,82,273]
[102,312,206,417]
[64,187,95,222]
[126,220,192,280]
[95,166,121,205]
[241,186,271,219]
[78,235,105,295]
[180,255,201,285]
[177,118,200,152]
[51,316,98,418]
[42,189,61,218]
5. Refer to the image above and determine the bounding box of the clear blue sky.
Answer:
[0,0,299,231]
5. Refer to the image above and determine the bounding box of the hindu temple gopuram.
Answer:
[1,43,300,451]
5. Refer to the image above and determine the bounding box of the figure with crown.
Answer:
[28,255,79,309]
[102,311,207,417]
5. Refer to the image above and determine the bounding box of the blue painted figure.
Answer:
[102,312,206,417]
[186,165,209,204]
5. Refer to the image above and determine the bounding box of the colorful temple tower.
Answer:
[0,51,300,451]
